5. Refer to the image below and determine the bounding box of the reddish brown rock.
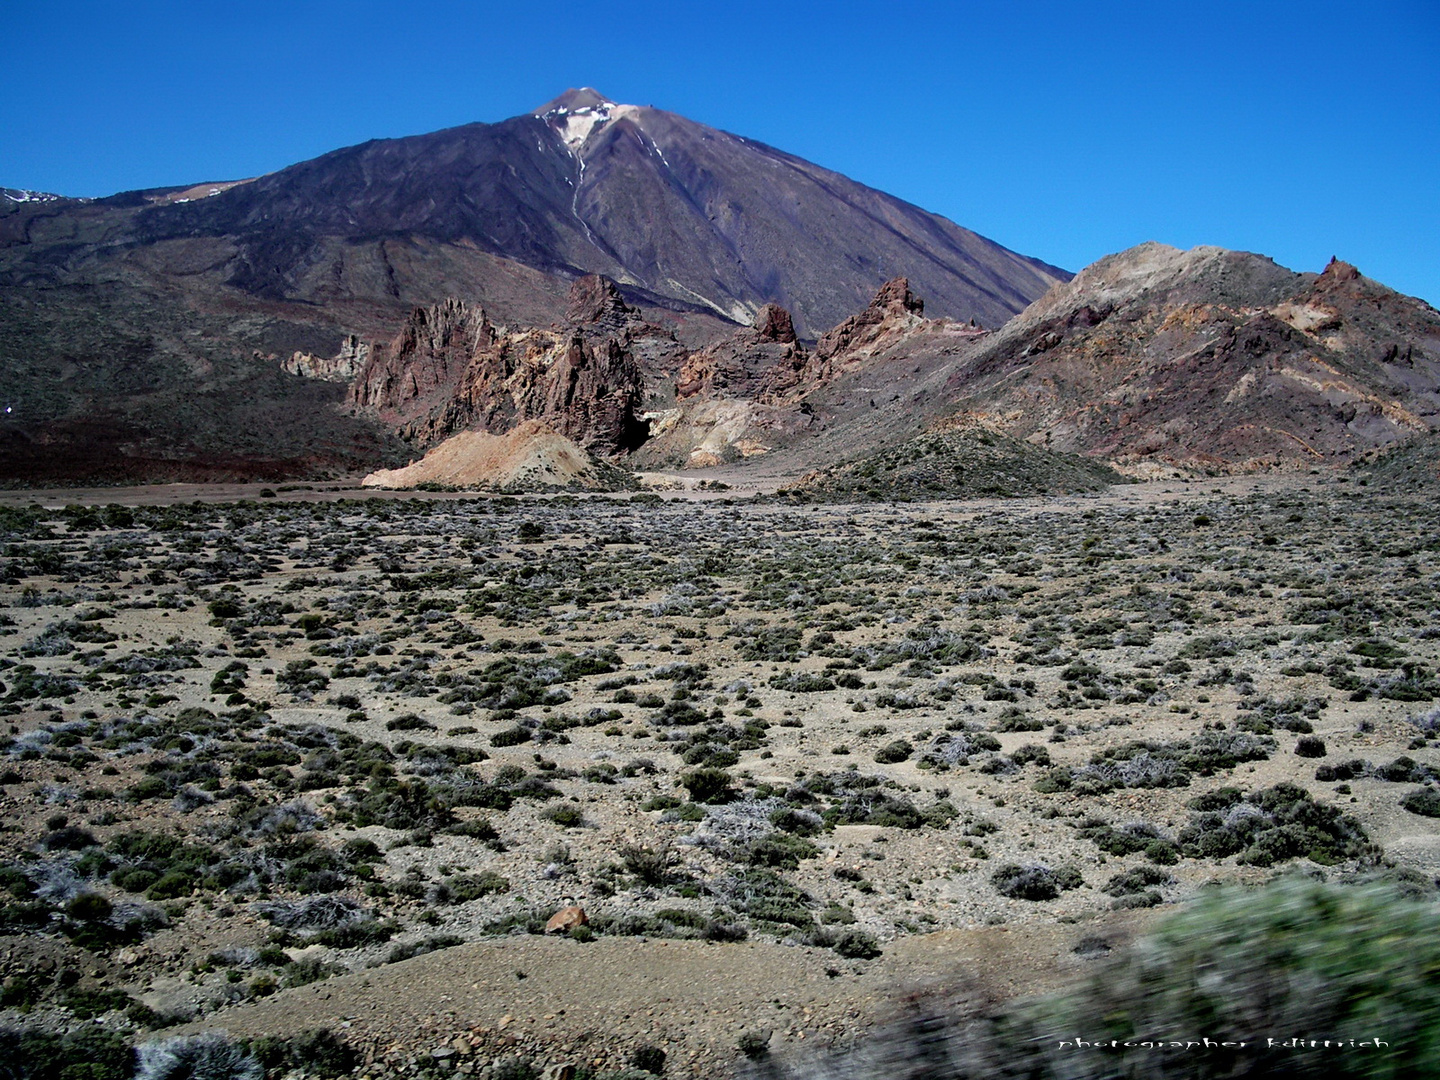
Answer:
[565,274,639,332]
[349,300,497,419]
[674,303,806,402]
[348,298,648,454]
[1319,256,1361,285]
[814,277,926,361]
[753,303,797,344]
[544,906,588,934]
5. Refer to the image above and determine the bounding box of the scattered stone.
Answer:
[544,906,589,934]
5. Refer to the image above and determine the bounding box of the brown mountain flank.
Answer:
[937,244,1440,470]
[336,246,1439,487]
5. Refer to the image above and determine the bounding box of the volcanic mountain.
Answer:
[0,89,1070,481]
[4,92,1437,487]
[1,88,1066,335]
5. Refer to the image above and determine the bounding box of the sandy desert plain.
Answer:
[0,470,1437,1079]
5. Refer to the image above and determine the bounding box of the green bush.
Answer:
[1178,782,1374,866]
[61,987,134,1019]
[145,872,195,900]
[756,877,1440,1079]
[874,739,914,764]
[490,725,533,747]
[540,804,584,828]
[0,1026,135,1080]
[1046,878,1440,1075]
[385,713,435,732]
[745,832,819,869]
[64,893,112,921]
[991,863,1083,901]
[244,1028,355,1078]
[680,768,734,804]
[433,871,510,904]
[831,929,883,959]
[1401,788,1440,817]
[385,934,464,964]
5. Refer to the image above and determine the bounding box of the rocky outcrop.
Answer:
[815,277,926,360]
[348,291,648,455]
[284,335,370,381]
[565,274,638,334]
[361,421,632,491]
[348,299,497,419]
[675,303,808,401]
[753,303,797,344]
[544,906,590,934]
[739,279,939,405]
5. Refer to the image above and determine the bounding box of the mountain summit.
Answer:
[2,89,1067,337]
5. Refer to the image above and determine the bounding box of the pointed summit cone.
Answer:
[534,87,615,115]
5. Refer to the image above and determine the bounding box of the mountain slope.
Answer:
[110,88,1066,335]
[638,244,1440,481]
[0,89,1069,481]
[939,244,1440,469]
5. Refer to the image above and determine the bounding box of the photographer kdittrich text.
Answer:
[1057,1037,1391,1050]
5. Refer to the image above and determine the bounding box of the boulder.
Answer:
[544,906,588,934]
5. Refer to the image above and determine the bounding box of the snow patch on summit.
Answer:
[539,93,643,153]
[550,104,613,151]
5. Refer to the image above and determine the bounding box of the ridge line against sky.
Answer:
[2,0,1437,305]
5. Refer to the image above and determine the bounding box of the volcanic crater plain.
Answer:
[0,473,1436,1078]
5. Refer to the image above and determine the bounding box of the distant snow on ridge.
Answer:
[2,188,63,203]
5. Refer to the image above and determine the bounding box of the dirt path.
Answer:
[175,912,1154,1077]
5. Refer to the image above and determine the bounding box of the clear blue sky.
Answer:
[3,0,1436,304]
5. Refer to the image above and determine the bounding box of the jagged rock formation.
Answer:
[816,277,927,357]
[565,274,638,336]
[758,278,985,405]
[672,280,946,408]
[675,303,808,402]
[284,335,369,382]
[639,280,981,469]
[348,280,653,455]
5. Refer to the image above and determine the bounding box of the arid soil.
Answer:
[0,473,1436,1078]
